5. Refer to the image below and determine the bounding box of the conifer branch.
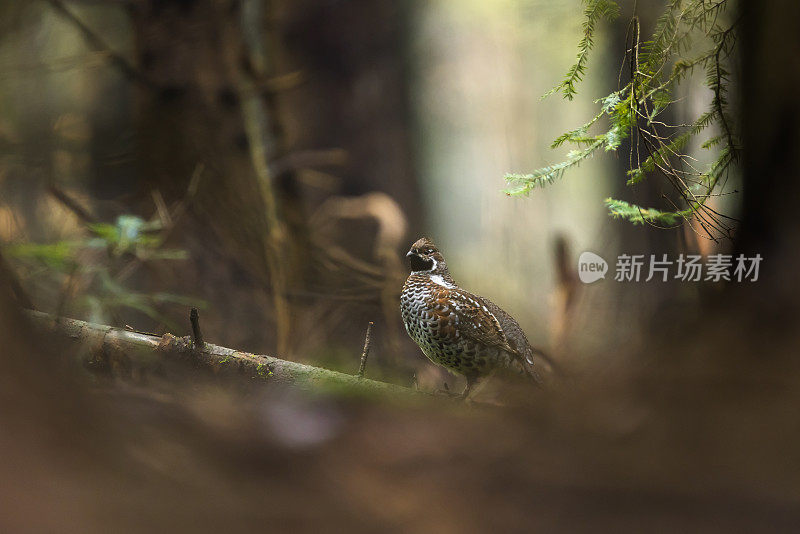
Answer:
[509,0,741,238]
[544,0,621,101]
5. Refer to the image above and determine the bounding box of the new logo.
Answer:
[578,251,608,284]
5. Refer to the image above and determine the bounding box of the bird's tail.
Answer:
[528,345,560,376]
[518,345,560,387]
[523,360,544,386]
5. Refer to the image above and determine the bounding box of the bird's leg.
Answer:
[461,375,478,401]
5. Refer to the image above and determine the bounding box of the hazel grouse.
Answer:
[400,237,545,398]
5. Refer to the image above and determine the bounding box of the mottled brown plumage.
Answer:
[400,237,543,398]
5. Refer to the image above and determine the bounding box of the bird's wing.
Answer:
[480,296,557,377]
[429,287,518,356]
[431,288,551,384]
[479,297,535,362]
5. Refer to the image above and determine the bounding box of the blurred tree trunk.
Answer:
[269,0,422,361]
[126,0,420,361]
[130,0,294,353]
[737,0,800,310]
[274,0,421,226]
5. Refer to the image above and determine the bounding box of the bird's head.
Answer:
[406,237,448,275]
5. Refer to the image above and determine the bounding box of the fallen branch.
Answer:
[26,310,411,396]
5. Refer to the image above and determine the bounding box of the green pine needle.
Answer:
[509,0,741,237]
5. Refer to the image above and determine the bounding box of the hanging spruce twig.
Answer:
[506,0,741,239]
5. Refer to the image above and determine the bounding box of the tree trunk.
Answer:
[737,0,800,310]
[131,0,294,352]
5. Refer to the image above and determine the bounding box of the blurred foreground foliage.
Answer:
[4,214,201,327]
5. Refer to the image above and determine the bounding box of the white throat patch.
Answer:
[412,257,456,288]
[430,274,456,288]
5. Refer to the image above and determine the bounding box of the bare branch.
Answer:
[189,308,204,351]
[357,321,374,378]
[44,0,155,89]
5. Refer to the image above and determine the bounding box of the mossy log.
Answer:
[26,310,412,396]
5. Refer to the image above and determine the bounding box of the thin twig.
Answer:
[44,0,155,89]
[237,21,292,355]
[47,184,97,224]
[357,321,374,378]
[269,148,348,178]
[190,308,204,351]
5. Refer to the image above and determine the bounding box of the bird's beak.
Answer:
[406,250,414,258]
